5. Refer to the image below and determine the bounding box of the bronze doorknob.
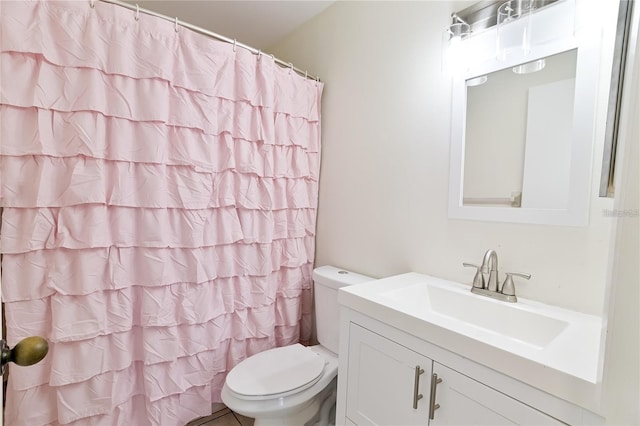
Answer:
[1,336,49,371]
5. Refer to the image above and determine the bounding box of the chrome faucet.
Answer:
[480,249,499,292]
[463,250,531,303]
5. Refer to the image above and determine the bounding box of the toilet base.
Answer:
[253,377,337,426]
[221,345,339,425]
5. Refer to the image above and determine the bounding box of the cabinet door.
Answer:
[346,324,432,426]
[430,363,565,425]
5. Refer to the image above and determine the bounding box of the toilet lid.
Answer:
[226,344,325,399]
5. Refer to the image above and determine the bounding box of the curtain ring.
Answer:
[305,70,308,79]
[174,17,179,32]
[89,0,95,9]
[135,4,140,21]
[270,54,275,62]
[257,49,262,61]
[233,39,237,52]
[288,63,293,74]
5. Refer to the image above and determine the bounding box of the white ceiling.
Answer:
[124,1,334,50]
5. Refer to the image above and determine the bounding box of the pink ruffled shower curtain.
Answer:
[0,1,322,424]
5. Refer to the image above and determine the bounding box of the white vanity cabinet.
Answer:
[336,273,604,425]
[336,308,592,426]
[345,324,434,425]
[430,363,563,425]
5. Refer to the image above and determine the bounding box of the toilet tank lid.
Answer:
[312,266,374,290]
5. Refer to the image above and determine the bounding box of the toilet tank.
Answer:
[312,266,373,354]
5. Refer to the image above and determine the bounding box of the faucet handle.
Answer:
[501,272,531,296]
[463,263,485,289]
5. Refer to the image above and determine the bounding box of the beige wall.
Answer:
[269,0,639,419]
[601,4,640,422]
[271,0,616,317]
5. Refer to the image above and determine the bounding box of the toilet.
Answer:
[221,265,373,426]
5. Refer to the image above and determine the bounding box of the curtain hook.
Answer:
[288,63,293,74]
[270,54,275,62]
[174,17,179,32]
[135,4,140,21]
[257,49,262,61]
[89,0,95,9]
[305,70,308,79]
[233,39,237,52]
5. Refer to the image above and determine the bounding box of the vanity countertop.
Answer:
[338,272,604,409]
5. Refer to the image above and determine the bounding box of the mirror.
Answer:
[600,0,634,197]
[448,22,602,226]
[463,49,577,209]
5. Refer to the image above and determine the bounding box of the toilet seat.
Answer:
[225,344,326,401]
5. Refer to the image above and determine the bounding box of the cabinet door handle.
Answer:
[412,365,425,409]
[429,373,443,420]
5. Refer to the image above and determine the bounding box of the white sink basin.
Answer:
[381,283,569,349]
[339,272,603,384]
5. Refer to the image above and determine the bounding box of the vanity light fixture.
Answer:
[443,14,472,72]
[447,0,570,71]
[446,13,472,41]
[497,0,537,60]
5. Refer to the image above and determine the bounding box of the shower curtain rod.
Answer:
[96,0,320,81]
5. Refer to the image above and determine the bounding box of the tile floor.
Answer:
[185,405,254,426]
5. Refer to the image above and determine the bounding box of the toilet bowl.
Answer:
[221,266,373,426]
[221,344,338,425]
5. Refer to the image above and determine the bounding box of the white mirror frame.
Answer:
[448,21,602,226]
